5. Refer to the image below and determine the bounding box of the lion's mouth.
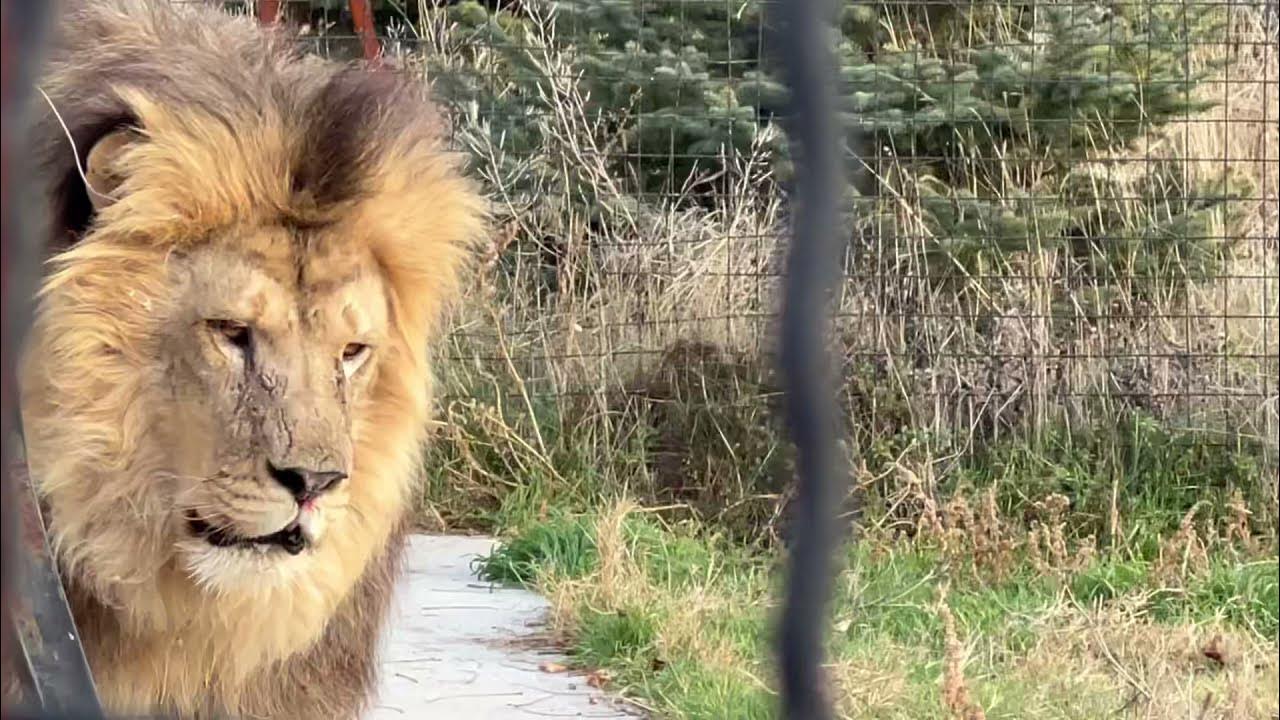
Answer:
[186,512,309,556]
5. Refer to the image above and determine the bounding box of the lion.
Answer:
[12,1,488,717]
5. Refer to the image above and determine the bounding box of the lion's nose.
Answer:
[267,461,347,504]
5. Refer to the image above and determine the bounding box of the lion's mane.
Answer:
[14,1,487,717]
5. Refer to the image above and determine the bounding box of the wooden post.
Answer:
[348,0,382,64]
[256,1,380,66]
[257,0,283,24]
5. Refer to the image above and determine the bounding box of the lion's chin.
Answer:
[186,511,311,555]
[177,540,304,594]
[178,510,327,594]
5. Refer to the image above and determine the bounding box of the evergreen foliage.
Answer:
[218,0,1251,284]
[418,0,1248,281]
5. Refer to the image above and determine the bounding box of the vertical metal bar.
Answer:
[8,459,104,719]
[768,0,848,718]
[2,0,55,700]
[2,0,105,716]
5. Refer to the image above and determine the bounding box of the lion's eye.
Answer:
[341,343,371,376]
[207,319,251,352]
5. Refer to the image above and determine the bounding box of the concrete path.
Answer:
[366,534,647,719]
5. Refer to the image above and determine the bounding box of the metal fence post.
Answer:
[2,1,106,717]
[769,0,850,718]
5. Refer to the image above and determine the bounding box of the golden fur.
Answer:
[15,1,487,717]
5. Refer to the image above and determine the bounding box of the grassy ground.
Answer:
[475,502,1277,719]
[425,400,1279,718]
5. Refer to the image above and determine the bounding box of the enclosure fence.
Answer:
[214,0,1280,540]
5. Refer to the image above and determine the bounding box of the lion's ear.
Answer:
[84,128,141,211]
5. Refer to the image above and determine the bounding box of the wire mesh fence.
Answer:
[206,0,1275,543]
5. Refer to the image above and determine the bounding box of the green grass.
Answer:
[477,512,597,584]
[949,413,1275,543]
[473,505,1279,719]
[419,399,1279,718]
[477,513,1278,653]
[1149,559,1280,638]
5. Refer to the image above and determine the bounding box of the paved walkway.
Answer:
[367,534,646,719]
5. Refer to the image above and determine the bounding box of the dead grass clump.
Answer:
[1008,599,1280,717]
[540,499,651,644]
[1223,490,1259,556]
[827,657,912,718]
[1026,493,1098,577]
[1027,607,1280,720]
[540,498,766,700]
[938,584,987,720]
[615,339,796,543]
[924,490,1017,580]
[972,488,1016,580]
[933,490,1019,580]
[594,498,642,608]
[1154,504,1213,587]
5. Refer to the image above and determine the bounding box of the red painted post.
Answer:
[256,1,379,66]
[257,0,282,24]
[348,0,382,64]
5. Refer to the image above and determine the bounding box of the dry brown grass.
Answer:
[938,583,987,720]
[415,4,1277,526]
[1025,608,1280,720]
[538,500,764,691]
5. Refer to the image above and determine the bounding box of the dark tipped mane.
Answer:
[30,0,446,249]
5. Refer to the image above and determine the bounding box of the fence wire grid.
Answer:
[190,0,1280,547]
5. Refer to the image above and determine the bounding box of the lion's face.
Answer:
[157,232,391,589]
[22,44,487,683]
